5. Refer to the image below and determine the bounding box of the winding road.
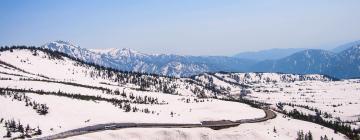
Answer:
[33,108,276,140]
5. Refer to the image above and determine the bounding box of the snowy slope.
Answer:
[68,112,346,140]
[0,47,265,139]
[196,72,360,133]
[0,47,357,139]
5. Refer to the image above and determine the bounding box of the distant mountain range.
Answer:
[233,48,307,61]
[250,40,360,78]
[331,40,360,53]
[234,40,360,61]
[42,41,254,77]
[41,40,360,79]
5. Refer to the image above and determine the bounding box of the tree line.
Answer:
[0,87,161,115]
[1,118,42,139]
[281,109,359,140]
[0,90,49,115]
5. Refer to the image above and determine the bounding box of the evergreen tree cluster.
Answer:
[19,78,164,105]
[231,98,359,140]
[319,135,332,140]
[193,74,230,97]
[191,86,207,98]
[0,88,159,115]
[295,130,313,140]
[183,98,212,103]
[0,77,11,80]
[0,90,49,115]
[226,97,270,109]
[276,102,333,119]
[113,101,155,114]
[282,109,359,140]
[1,118,42,139]
[20,78,113,93]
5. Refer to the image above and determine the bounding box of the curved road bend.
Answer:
[33,109,276,140]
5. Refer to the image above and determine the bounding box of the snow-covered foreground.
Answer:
[196,73,360,129]
[248,80,360,122]
[0,85,264,137]
[0,48,265,139]
[0,48,358,139]
[67,112,346,140]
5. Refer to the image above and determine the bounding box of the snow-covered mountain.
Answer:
[233,48,307,61]
[233,40,360,61]
[251,49,339,74]
[41,40,360,79]
[250,42,360,79]
[42,41,254,77]
[331,40,360,53]
[335,45,360,78]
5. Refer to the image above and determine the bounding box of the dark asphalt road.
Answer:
[32,108,276,140]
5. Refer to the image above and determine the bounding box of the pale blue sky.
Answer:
[1,0,360,55]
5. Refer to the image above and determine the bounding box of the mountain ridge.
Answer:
[41,41,254,77]
[233,48,307,61]
[251,47,360,78]
[34,40,360,79]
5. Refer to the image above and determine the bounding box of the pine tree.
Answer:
[323,135,329,140]
[124,103,131,112]
[18,122,24,133]
[170,112,174,117]
[296,130,304,140]
[4,130,11,138]
[9,119,16,130]
[129,93,135,100]
[25,124,31,134]
[114,89,120,95]
[306,131,313,140]
[273,126,277,133]
[121,89,126,98]
[35,126,42,135]
[38,104,49,115]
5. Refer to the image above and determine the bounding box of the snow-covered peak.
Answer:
[41,40,83,54]
[110,48,146,57]
[91,47,148,58]
[89,48,120,54]
[41,40,102,62]
[53,40,74,46]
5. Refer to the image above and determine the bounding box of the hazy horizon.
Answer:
[1,0,360,55]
